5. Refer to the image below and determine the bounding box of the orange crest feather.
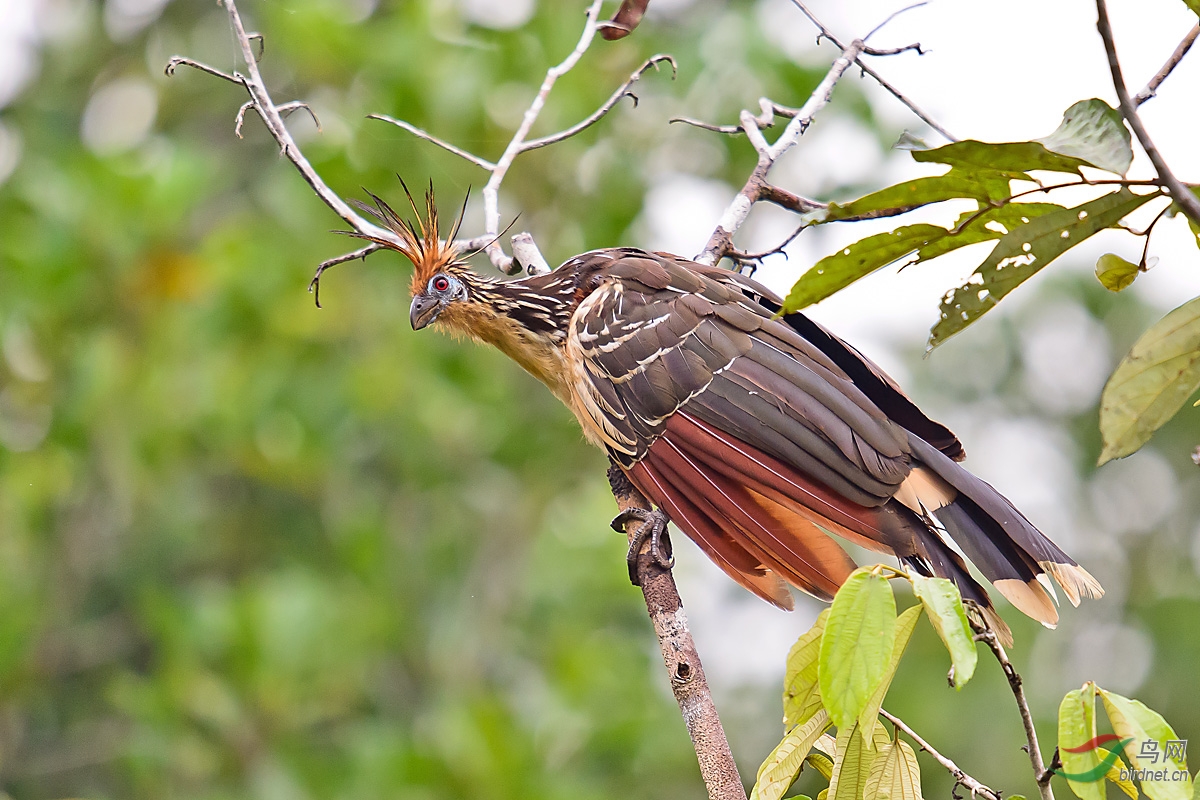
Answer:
[346,179,467,293]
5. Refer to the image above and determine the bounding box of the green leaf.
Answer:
[1096,253,1140,292]
[1100,688,1193,800]
[1181,0,1200,18]
[824,171,1010,222]
[858,605,923,745]
[929,187,1158,348]
[819,568,897,730]
[829,719,876,800]
[1098,295,1200,464]
[1106,763,1139,800]
[808,749,836,781]
[915,203,1064,262]
[1058,683,1105,800]
[1035,99,1133,175]
[910,577,977,688]
[783,225,947,312]
[785,608,831,730]
[863,739,923,800]
[912,139,1094,179]
[752,709,834,800]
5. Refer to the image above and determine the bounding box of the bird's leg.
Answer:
[611,507,674,579]
[606,462,674,585]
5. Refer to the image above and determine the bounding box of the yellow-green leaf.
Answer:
[752,709,834,800]
[1096,253,1140,292]
[1058,683,1105,800]
[785,609,830,729]
[819,568,897,730]
[830,719,877,800]
[863,739,923,800]
[1098,296,1200,464]
[1100,688,1193,800]
[858,605,923,745]
[911,577,977,688]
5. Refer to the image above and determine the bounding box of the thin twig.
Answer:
[1096,0,1200,225]
[607,465,747,800]
[367,115,496,170]
[1135,23,1199,106]
[308,244,381,307]
[880,709,1002,800]
[789,0,956,142]
[864,2,928,42]
[164,56,241,84]
[975,624,1055,800]
[522,54,676,151]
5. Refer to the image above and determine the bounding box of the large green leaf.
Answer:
[823,171,1011,222]
[783,225,947,312]
[929,188,1159,348]
[916,203,1064,262]
[1058,684,1106,800]
[752,709,834,800]
[857,605,923,745]
[784,608,830,729]
[1100,689,1193,800]
[1098,295,1200,464]
[819,568,897,730]
[1035,99,1132,175]
[910,577,976,689]
[863,739,923,800]
[912,139,1094,178]
[783,203,1065,313]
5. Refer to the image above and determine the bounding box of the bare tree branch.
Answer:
[366,0,672,276]
[695,39,864,265]
[1096,0,1200,225]
[789,0,957,143]
[607,466,747,800]
[1135,22,1199,106]
[880,709,1002,800]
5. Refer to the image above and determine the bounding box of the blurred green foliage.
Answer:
[1,1,1199,799]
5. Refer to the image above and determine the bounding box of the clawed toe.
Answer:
[611,507,673,585]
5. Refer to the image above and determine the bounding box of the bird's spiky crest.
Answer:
[345,179,467,291]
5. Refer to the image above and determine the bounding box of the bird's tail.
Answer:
[900,434,1104,632]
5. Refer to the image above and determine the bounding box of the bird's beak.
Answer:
[410,294,441,330]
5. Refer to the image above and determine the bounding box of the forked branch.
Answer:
[688,2,951,266]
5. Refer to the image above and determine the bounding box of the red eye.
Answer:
[433,276,450,292]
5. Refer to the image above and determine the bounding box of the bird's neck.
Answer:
[436,271,579,402]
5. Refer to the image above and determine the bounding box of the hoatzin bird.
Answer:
[349,185,1103,639]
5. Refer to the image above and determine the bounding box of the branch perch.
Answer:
[607,465,747,800]
[974,622,1056,800]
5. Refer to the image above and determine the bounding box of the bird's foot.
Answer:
[611,507,673,585]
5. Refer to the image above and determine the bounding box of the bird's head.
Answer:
[344,180,479,331]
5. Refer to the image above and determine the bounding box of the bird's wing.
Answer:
[564,249,928,604]
[564,249,1100,626]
